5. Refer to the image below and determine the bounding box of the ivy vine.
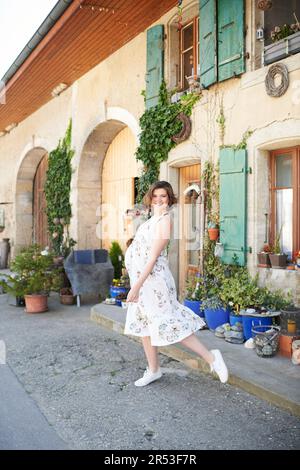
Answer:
[45,120,75,255]
[135,81,200,202]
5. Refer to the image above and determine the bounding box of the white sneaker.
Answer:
[210,349,229,384]
[134,367,162,387]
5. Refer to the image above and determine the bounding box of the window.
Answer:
[264,0,300,46]
[179,17,199,90]
[270,146,300,259]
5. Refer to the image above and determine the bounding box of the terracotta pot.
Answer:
[208,228,219,241]
[24,294,48,313]
[60,294,75,305]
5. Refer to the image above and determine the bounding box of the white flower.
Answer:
[41,250,48,256]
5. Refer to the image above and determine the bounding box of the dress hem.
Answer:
[123,323,205,347]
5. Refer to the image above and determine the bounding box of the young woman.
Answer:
[124,181,228,386]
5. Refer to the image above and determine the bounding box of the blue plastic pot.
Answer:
[230,314,243,327]
[204,307,230,331]
[110,286,128,298]
[184,299,204,318]
[242,315,273,340]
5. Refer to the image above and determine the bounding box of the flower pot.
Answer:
[242,316,273,340]
[269,253,288,269]
[264,31,300,65]
[204,307,230,331]
[109,286,128,298]
[60,294,75,305]
[257,252,271,267]
[184,299,204,318]
[229,313,243,328]
[24,294,48,313]
[208,228,219,241]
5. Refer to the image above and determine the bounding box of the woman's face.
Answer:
[151,188,169,211]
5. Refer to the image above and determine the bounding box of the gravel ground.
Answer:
[0,293,299,450]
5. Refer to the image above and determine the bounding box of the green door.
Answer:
[146,25,164,109]
[219,148,247,266]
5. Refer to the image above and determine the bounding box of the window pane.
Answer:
[276,188,293,258]
[183,24,193,50]
[276,154,292,187]
[183,51,193,87]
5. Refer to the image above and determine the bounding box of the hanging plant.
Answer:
[135,81,200,202]
[45,120,75,255]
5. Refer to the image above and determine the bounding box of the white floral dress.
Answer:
[124,212,205,346]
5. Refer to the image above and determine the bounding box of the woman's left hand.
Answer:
[126,284,140,303]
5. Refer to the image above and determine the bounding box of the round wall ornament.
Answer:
[257,0,272,10]
[265,63,289,97]
[171,112,191,143]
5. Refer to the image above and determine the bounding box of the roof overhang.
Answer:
[0,0,176,133]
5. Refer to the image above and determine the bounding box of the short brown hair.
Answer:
[143,181,177,208]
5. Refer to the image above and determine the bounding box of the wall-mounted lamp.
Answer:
[51,83,68,97]
[5,122,17,132]
[256,27,264,41]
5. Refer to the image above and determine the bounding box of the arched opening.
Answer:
[15,147,49,252]
[77,117,139,251]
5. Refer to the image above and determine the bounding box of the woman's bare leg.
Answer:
[180,333,214,365]
[141,336,160,372]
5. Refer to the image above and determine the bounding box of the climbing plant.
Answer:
[45,120,76,255]
[135,81,200,202]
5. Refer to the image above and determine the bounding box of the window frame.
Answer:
[269,146,300,258]
[179,16,199,91]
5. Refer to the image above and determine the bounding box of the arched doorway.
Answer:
[101,127,138,251]
[76,111,140,250]
[33,154,50,247]
[15,146,49,252]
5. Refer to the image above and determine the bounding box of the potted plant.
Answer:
[264,20,300,64]
[269,228,288,269]
[60,287,75,305]
[0,245,62,313]
[207,213,219,241]
[183,272,206,318]
[257,244,272,267]
[201,295,230,331]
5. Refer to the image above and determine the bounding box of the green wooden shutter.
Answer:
[199,0,217,88]
[146,25,164,109]
[219,148,247,266]
[217,0,245,82]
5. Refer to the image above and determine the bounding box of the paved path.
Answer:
[0,294,299,450]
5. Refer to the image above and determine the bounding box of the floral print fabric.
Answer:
[124,213,205,346]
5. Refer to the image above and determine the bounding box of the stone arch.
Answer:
[76,108,140,249]
[14,144,50,252]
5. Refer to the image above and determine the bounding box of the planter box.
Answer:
[257,252,271,267]
[264,31,300,65]
[269,253,288,269]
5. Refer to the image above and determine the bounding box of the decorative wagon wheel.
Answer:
[171,112,191,143]
[265,63,289,97]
